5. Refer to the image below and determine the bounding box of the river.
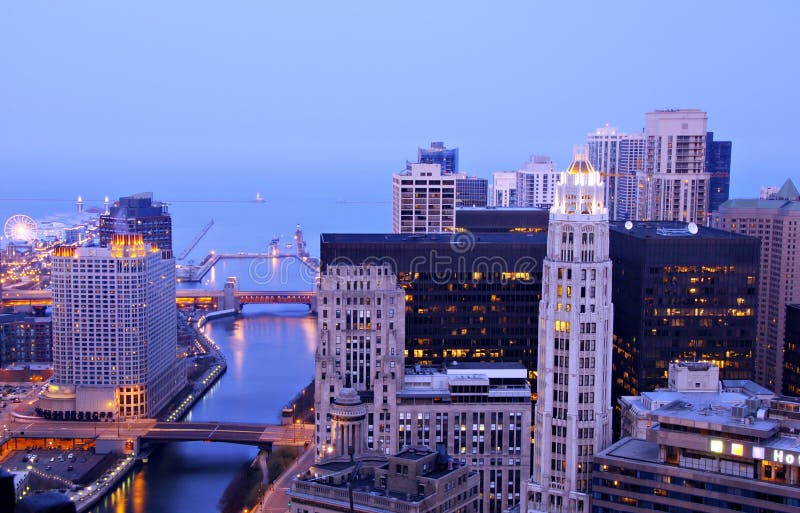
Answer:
[90,258,316,513]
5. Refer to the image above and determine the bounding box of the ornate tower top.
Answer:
[552,146,607,218]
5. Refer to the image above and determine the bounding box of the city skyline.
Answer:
[1,2,798,204]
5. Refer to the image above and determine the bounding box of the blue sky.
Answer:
[1,1,798,203]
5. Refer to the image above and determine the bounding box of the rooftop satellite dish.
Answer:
[624,221,633,230]
[687,222,698,235]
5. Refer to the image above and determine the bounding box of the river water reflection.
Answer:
[92,258,316,513]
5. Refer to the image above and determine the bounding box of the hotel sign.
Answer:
[753,446,800,465]
[710,439,800,465]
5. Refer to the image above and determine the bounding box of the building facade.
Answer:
[393,163,456,233]
[587,125,645,221]
[595,362,800,512]
[0,314,52,367]
[609,221,759,404]
[320,233,546,381]
[641,109,710,224]
[40,235,184,420]
[454,208,548,234]
[99,192,173,257]
[784,304,800,397]
[525,150,614,513]
[517,156,560,209]
[314,263,407,457]
[456,174,489,208]
[711,179,800,392]
[706,131,732,214]
[314,264,532,513]
[492,172,518,207]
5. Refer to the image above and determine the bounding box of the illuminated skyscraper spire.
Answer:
[525,147,613,513]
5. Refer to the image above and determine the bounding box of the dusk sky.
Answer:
[1,1,798,203]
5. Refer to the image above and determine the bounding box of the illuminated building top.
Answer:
[551,148,607,218]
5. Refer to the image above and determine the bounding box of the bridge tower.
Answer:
[222,276,241,313]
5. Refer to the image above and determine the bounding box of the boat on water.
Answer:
[255,192,265,203]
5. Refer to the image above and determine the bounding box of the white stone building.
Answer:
[524,150,613,513]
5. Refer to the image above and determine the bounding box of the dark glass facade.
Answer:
[609,222,759,402]
[455,208,548,234]
[320,233,545,382]
[783,304,800,396]
[418,141,459,174]
[0,313,52,366]
[706,131,732,214]
[99,193,172,257]
[455,176,489,208]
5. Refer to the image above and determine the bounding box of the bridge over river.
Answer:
[1,287,317,312]
[8,419,314,451]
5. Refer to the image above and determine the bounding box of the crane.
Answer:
[177,219,214,261]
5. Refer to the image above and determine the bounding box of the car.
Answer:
[66,465,74,471]
[49,457,55,462]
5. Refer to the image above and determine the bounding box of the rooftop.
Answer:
[601,437,660,463]
[321,232,547,245]
[609,221,753,240]
[716,198,800,212]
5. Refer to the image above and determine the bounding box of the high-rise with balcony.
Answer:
[100,192,173,258]
[525,150,613,513]
[640,109,710,224]
[711,179,800,392]
[492,172,518,207]
[39,235,184,420]
[517,156,560,209]
[392,163,456,233]
[587,125,645,221]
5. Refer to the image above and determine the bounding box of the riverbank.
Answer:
[160,310,233,422]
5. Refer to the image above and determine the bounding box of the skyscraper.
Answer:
[587,125,645,221]
[517,155,560,209]
[711,179,800,392]
[608,221,759,405]
[99,192,173,258]
[641,109,710,224]
[525,150,613,513]
[39,235,184,420]
[392,163,456,233]
[418,141,459,174]
[706,131,732,213]
[314,264,407,457]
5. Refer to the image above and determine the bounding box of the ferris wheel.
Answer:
[3,214,38,242]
